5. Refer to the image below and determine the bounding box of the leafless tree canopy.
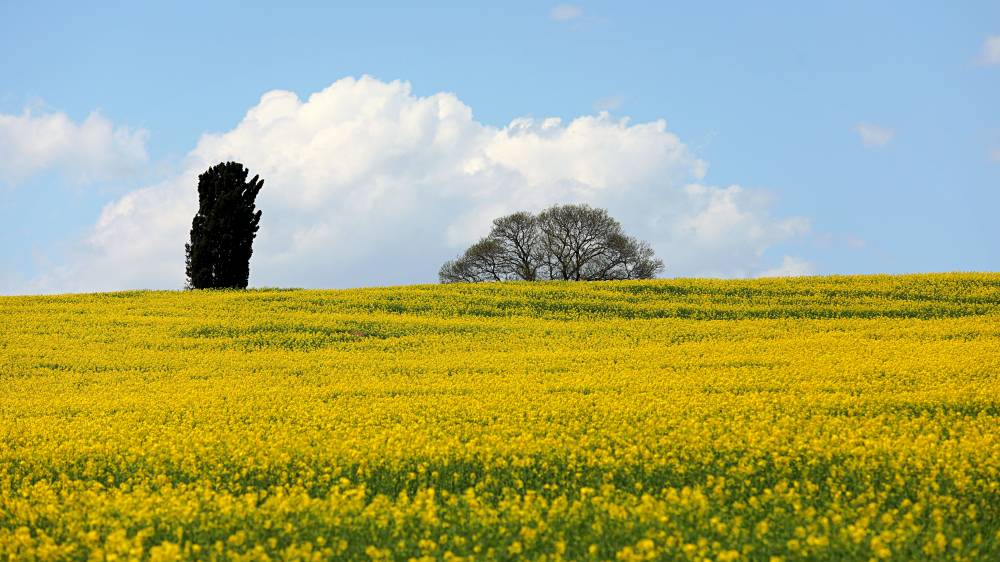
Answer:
[440,204,664,283]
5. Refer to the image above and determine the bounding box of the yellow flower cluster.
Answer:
[1,273,998,561]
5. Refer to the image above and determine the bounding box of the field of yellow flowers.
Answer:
[1,273,999,561]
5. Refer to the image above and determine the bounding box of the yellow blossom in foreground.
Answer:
[1,273,999,560]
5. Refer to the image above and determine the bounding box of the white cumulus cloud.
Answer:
[854,123,894,148]
[550,4,583,21]
[26,76,811,293]
[0,108,148,185]
[978,35,1000,65]
[757,256,815,278]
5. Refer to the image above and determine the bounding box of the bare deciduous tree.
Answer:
[491,211,543,281]
[439,239,505,283]
[440,204,663,283]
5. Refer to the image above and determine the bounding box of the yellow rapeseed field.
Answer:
[1,273,999,561]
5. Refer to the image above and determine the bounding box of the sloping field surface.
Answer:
[1,274,999,560]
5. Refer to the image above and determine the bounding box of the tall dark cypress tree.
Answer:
[185,162,263,289]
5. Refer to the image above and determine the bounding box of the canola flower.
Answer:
[0,273,999,561]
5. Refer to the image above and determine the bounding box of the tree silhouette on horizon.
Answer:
[440,204,663,283]
[185,162,263,289]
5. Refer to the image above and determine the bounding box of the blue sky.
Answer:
[1,1,997,293]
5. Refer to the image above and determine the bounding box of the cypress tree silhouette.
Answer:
[185,162,263,289]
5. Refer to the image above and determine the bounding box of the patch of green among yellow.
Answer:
[1,274,999,561]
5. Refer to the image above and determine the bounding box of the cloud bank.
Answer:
[28,76,810,293]
[757,256,815,278]
[0,109,148,185]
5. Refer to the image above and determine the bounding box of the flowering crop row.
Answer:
[1,274,998,560]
